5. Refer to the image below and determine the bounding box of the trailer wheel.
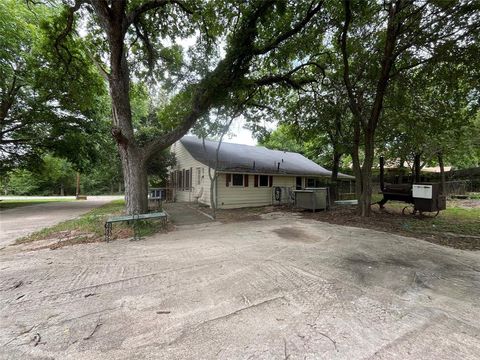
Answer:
[418,210,440,218]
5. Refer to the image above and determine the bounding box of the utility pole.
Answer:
[75,172,86,200]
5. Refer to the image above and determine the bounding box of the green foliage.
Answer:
[0,0,109,173]
[38,154,76,194]
[380,60,480,169]
[4,169,40,195]
[258,124,306,154]
[3,154,76,195]
[147,150,176,187]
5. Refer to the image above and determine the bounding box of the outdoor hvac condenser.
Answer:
[294,188,329,211]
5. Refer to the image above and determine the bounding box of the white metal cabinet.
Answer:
[412,184,432,199]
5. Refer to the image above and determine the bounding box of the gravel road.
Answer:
[0,196,122,247]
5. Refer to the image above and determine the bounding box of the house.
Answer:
[169,136,354,209]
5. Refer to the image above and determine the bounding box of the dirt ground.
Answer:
[208,200,480,251]
[0,214,479,359]
[304,203,480,251]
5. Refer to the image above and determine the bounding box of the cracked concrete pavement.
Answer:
[0,213,479,359]
[0,196,123,247]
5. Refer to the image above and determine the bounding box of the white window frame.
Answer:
[231,173,244,187]
[196,167,202,185]
[258,175,269,187]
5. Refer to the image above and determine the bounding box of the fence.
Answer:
[444,180,480,195]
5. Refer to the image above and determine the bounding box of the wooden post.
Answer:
[76,172,80,197]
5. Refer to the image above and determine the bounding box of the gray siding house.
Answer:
[170,136,353,209]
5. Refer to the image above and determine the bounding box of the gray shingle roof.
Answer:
[179,136,354,179]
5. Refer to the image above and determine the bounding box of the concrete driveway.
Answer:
[163,202,214,226]
[0,213,479,359]
[0,196,122,247]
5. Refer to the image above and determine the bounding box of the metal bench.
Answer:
[104,211,168,242]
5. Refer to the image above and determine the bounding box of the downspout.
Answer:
[215,175,218,209]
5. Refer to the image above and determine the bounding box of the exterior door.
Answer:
[296,177,302,190]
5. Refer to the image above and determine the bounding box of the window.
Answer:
[196,168,202,185]
[185,169,190,189]
[306,178,322,188]
[259,175,269,187]
[232,174,244,186]
[177,171,182,190]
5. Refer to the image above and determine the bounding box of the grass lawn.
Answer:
[0,198,75,210]
[16,200,170,249]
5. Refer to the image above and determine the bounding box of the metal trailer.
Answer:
[377,157,446,216]
[294,187,329,211]
[410,183,446,214]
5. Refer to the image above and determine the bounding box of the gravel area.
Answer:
[0,196,123,247]
[0,213,479,359]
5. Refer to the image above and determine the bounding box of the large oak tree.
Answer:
[51,0,326,213]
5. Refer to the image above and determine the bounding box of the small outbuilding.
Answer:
[169,136,353,209]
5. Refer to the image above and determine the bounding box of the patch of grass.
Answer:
[406,206,480,237]
[0,198,75,210]
[467,192,480,200]
[16,200,169,248]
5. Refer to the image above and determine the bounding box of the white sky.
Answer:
[224,117,257,145]
[221,117,279,146]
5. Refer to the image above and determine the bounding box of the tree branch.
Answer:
[126,0,193,26]
[253,1,324,55]
[251,62,324,89]
[54,0,85,66]
[340,0,365,126]
[141,1,278,159]
[369,0,405,130]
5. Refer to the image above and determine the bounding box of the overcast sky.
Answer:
[224,118,257,146]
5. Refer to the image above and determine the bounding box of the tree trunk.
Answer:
[351,119,362,200]
[398,158,404,184]
[330,151,342,202]
[414,153,421,183]
[210,171,216,219]
[358,130,375,217]
[75,172,80,196]
[60,183,65,196]
[119,146,148,214]
[358,168,373,217]
[106,11,147,214]
[438,152,446,195]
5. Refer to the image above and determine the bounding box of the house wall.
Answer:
[216,173,296,209]
[171,141,213,206]
[170,141,329,209]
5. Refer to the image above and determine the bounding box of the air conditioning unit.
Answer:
[294,187,329,211]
